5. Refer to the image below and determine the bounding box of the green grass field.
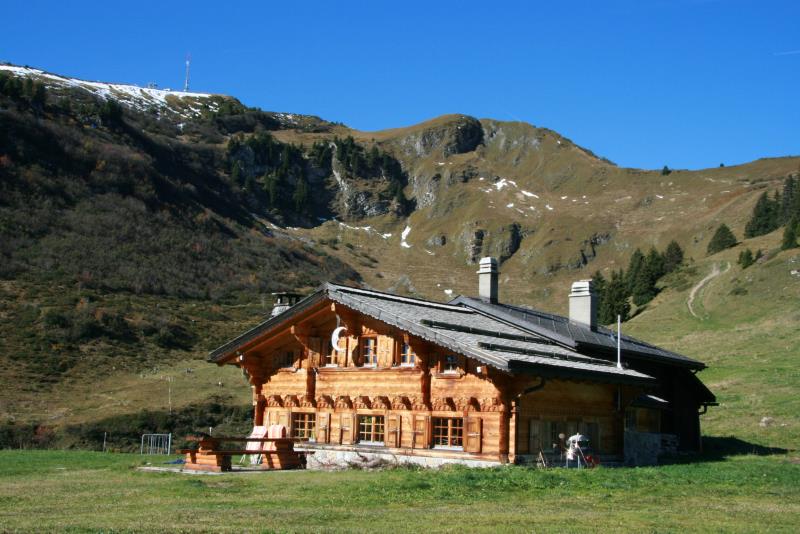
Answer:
[0,451,798,533]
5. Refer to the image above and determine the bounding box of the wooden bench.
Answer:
[179,436,309,472]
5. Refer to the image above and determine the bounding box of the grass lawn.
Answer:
[0,451,798,533]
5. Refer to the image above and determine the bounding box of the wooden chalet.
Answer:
[208,258,715,467]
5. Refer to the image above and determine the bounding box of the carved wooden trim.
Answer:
[391,396,411,410]
[335,395,353,409]
[372,396,391,410]
[480,397,506,412]
[353,395,372,409]
[266,395,283,407]
[316,395,334,408]
[431,397,455,411]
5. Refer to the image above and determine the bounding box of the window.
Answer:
[443,354,459,373]
[361,337,378,366]
[292,413,316,439]
[432,417,464,448]
[357,415,385,443]
[400,343,416,366]
[276,350,294,368]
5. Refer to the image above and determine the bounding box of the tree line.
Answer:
[706,176,800,259]
[593,240,685,324]
[226,133,410,215]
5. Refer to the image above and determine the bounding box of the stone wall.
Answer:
[301,445,500,470]
[624,431,679,466]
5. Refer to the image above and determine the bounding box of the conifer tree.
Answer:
[782,176,798,224]
[599,270,630,324]
[782,217,799,250]
[738,248,754,268]
[631,248,663,306]
[263,173,279,205]
[745,192,780,238]
[707,224,737,255]
[663,240,684,273]
[293,176,309,212]
[625,248,645,294]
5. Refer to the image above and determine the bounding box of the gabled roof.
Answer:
[449,296,706,370]
[208,283,654,385]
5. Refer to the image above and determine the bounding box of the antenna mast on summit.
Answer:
[184,53,191,92]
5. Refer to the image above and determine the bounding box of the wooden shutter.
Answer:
[385,414,401,448]
[412,415,430,449]
[317,412,330,444]
[465,417,482,453]
[377,336,393,367]
[339,413,354,444]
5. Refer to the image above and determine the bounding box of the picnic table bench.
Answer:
[179,436,310,472]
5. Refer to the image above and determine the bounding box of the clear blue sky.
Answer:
[2,0,798,169]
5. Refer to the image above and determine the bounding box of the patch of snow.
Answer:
[424,249,435,256]
[655,194,664,199]
[615,196,632,203]
[521,190,539,198]
[338,222,391,239]
[561,196,568,200]
[494,178,510,191]
[0,64,216,118]
[506,203,514,208]
[443,289,453,296]
[479,177,485,181]
[400,225,412,248]
[545,204,554,211]
[437,162,446,166]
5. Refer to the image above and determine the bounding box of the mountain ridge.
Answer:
[0,63,798,450]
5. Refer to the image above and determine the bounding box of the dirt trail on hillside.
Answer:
[687,262,730,318]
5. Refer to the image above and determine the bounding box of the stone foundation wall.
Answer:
[300,445,500,470]
[624,431,679,466]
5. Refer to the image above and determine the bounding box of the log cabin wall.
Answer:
[250,307,510,461]
[513,379,644,459]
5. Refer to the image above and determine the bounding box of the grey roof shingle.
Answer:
[449,296,705,370]
[209,284,654,385]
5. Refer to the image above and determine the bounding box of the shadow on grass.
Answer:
[701,435,791,459]
[657,436,793,465]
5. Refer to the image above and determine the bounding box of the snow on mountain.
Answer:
[0,64,220,117]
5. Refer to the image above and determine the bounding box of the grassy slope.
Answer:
[624,230,800,446]
[0,451,797,532]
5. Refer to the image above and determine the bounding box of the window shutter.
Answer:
[412,414,430,449]
[465,417,482,453]
[385,414,401,448]
[377,336,393,367]
[318,412,330,444]
[340,413,354,444]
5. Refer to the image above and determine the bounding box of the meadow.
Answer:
[0,450,798,533]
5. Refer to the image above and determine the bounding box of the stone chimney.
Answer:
[270,292,301,317]
[568,280,597,329]
[477,257,499,303]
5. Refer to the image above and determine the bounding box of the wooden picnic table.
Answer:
[180,435,309,472]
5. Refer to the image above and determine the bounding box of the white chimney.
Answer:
[477,257,499,303]
[271,292,301,317]
[569,280,597,329]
